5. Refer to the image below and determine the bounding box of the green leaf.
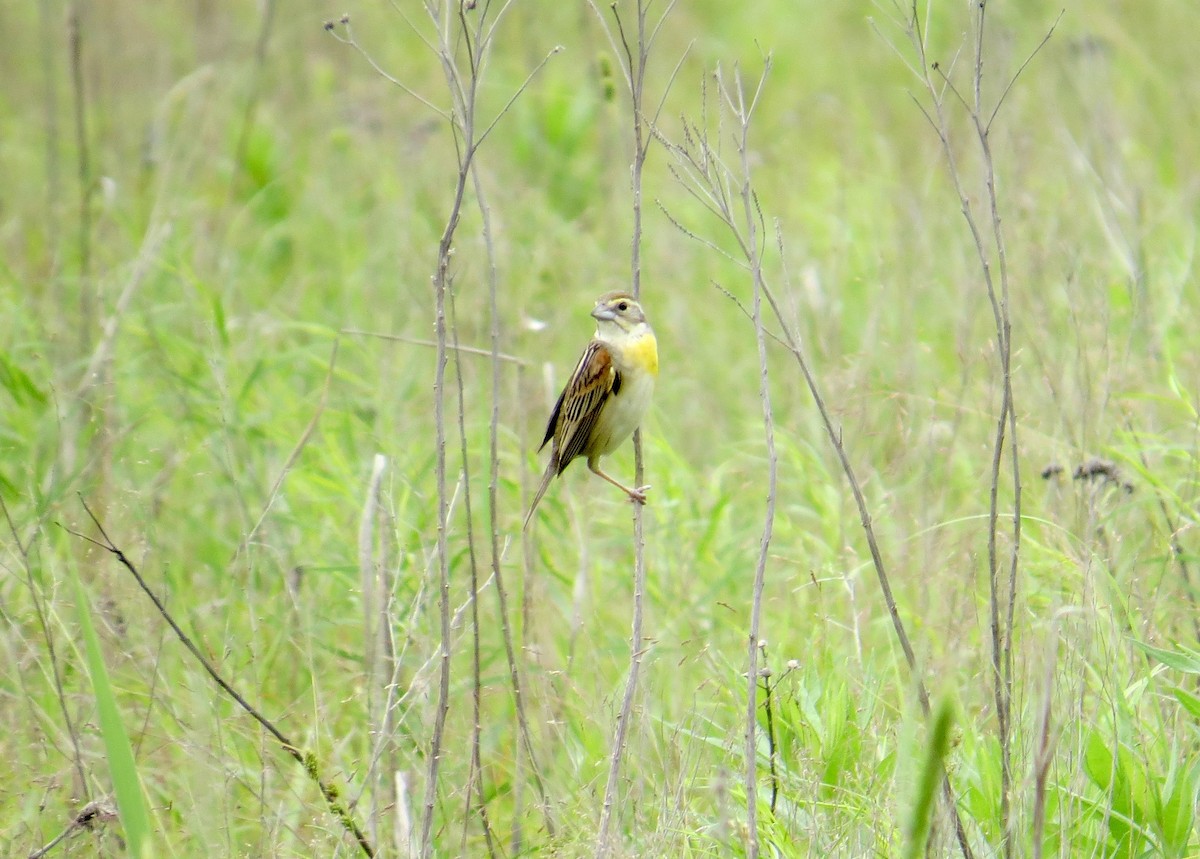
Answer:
[72,571,153,858]
[0,350,46,405]
[1159,764,1197,857]
[1133,641,1200,674]
[1171,685,1200,721]
[1084,729,1116,791]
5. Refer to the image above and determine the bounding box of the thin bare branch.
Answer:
[595,1,667,854]
[987,11,1062,131]
[662,56,978,859]
[476,45,563,148]
[326,21,451,122]
[232,338,340,564]
[470,150,557,843]
[340,328,531,366]
[67,498,376,857]
[448,290,499,857]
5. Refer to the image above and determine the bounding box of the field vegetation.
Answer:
[2,1,1199,857]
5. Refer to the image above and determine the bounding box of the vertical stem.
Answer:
[471,165,556,846]
[596,3,652,855]
[448,292,498,857]
[730,65,777,859]
[359,453,388,843]
[39,0,61,268]
[68,3,92,355]
[970,5,1021,852]
[421,31,472,851]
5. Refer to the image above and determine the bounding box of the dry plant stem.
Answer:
[335,11,558,847]
[1,498,88,795]
[596,498,648,859]
[68,499,375,857]
[1031,628,1059,859]
[770,226,976,859]
[593,2,660,854]
[39,0,61,260]
[332,5,556,851]
[717,63,779,859]
[68,3,93,355]
[423,3,479,853]
[359,453,389,843]
[514,364,535,852]
[448,293,499,857]
[663,70,976,859]
[420,3,531,853]
[760,651,779,814]
[428,200,455,859]
[340,329,530,367]
[906,4,1050,851]
[469,162,557,846]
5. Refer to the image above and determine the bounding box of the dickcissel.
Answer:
[524,291,658,529]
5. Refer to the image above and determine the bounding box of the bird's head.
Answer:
[591,292,649,337]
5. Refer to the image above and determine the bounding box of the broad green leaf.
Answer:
[1171,686,1200,721]
[1159,765,1198,857]
[1133,641,1200,674]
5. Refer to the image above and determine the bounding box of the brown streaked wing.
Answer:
[539,387,566,451]
[554,340,615,473]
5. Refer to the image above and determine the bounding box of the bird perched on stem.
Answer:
[524,292,658,530]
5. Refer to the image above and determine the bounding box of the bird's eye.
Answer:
[617,301,628,312]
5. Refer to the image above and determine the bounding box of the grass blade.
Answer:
[71,570,153,857]
[906,698,954,859]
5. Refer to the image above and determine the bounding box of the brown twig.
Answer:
[332,3,559,853]
[331,6,558,848]
[662,59,977,859]
[28,798,118,859]
[712,61,779,859]
[1031,625,1059,859]
[448,290,499,858]
[68,3,93,357]
[759,647,779,815]
[470,145,556,849]
[588,1,676,853]
[899,3,1056,851]
[65,498,375,857]
[340,329,530,367]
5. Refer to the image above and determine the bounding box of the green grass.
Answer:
[2,0,1200,856]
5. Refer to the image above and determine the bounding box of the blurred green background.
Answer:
[2,1,1199,856]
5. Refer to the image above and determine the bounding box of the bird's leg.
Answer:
[588,460,650,505]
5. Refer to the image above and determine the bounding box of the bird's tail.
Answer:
[523,457,558,531]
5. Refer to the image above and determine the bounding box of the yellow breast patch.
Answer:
[627,332,659,376]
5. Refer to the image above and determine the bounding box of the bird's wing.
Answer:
[549,340,617,473]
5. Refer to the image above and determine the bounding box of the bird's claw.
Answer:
[628,485,651,505]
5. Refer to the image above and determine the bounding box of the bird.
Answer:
[524,291,658,530]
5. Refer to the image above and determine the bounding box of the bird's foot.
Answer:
[628,485,651,505]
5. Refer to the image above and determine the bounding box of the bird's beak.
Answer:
[591,304,616,322]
